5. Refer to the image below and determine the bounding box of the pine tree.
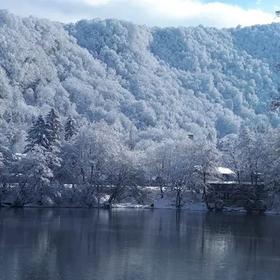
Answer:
[64,116,77,141]
[45,109,62,150]
[17,144,54,205]
[25,111,62,182]
[25,115,49,153]
[45,109,62,173]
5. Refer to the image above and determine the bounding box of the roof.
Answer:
[216,167,235,175]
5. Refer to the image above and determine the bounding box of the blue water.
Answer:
[0,208,279,280]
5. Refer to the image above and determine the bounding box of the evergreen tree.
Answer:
[16,144,54,205]
[45,109,61,149]
[25,111,62,185]
[64,116,77,141]
[25,115,49,153]
[45,109,62,174]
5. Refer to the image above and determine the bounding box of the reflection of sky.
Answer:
[0,0,277,27]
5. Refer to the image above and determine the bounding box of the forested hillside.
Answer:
[0,10,280,152]
[68,19,280,140]
[1,11,280,209]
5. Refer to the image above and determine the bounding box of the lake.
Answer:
[0,208,279,280]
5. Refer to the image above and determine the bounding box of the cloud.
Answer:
[82,0,111,5]
[0,0,275,27]
[128,0,274,27]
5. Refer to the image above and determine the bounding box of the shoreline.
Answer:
[1,203,279,215]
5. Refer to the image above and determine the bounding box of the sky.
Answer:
[0,0,279,28]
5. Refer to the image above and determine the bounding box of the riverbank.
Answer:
[1,186,280,214]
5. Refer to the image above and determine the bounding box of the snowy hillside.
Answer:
[1,10,280,151]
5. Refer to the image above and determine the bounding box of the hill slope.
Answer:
[0,10,279,151]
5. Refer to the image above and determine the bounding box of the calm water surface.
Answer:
[0,208,279,280]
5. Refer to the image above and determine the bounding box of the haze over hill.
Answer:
[0,10,280,151]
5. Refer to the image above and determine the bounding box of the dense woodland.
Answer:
[1,11,280,208]
[1,109,280,208]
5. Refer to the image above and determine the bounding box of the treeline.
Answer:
[0,109,280,208]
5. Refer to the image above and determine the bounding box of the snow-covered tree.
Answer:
[24,112,61,190]
[148,141,174,198]
[45,109,62,149]
[194,140,220,185]
[64,116,77,142]
[106,145,142,206]
[60,123,111,206]
[25,115,49,153]
[16,145,54,205]
[0,144,13,206]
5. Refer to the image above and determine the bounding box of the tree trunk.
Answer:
[176,188,182,208]
[160,185,164,198]
[203,171,206,184]
[97,184,100,208]
[108,190,117,206]
[237,171,241,185]
[81,168,85,183]
[202,185,210,210]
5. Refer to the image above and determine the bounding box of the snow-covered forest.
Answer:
[1,10,280,208]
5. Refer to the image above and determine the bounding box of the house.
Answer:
[205,167,267,213]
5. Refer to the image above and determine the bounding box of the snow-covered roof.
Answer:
[216,167,235,175]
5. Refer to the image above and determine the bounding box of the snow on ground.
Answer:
[3,185,280,214]
[112,187,208,211]
[112,203,151,209]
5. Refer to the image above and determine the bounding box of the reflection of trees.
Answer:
[201,213,280,279]
[0,209,280,280]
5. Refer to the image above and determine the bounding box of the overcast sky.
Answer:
[0,0,279,28]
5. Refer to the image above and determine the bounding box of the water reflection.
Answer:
[0,208,279,280]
